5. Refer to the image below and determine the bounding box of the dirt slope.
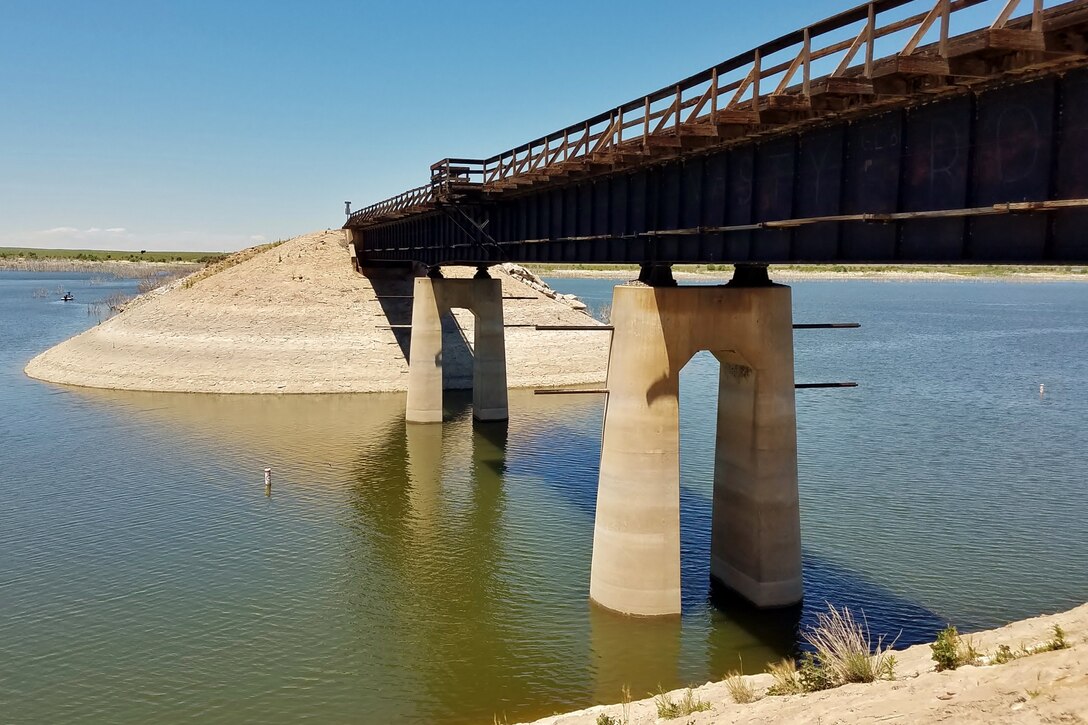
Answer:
[25,230,610,393]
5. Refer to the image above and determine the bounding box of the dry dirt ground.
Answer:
[25,230,611,393]
[522,603,1088,725]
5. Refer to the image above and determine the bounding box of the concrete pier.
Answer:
[406,271,509,423]
[589,278,802,616]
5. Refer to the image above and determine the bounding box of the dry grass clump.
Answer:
[724,671,759,703]
[765,658,803,695]
[654,687,712,719]
[986,624,1071,666]
[765,604,897,696]
[804,604,897,684]
[1041,624,1070,652]
[592,684,633,725]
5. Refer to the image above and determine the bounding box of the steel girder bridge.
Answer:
[345,0,1088,269]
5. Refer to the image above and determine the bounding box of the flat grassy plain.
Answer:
[0,247,226,264]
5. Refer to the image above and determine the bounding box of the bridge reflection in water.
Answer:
[63,382,949,723]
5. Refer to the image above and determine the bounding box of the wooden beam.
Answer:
[946,27,1046,56]
[765,94,812,111]
[678,123,721,137]
[811,77,876,96]
[834,23,869,76]
[774,36,808,95]
[870,53,950,77]
[712,109,761,125]
[902,1,944,56]
[645,135,683,148]
[991,0,1022,29]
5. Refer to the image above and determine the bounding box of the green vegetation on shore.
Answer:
[0,247,227,264]
[180,240,284,289]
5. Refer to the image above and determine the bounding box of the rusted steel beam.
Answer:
[795,382,860,388]
[535,325,615,331]
[793,323,862,329]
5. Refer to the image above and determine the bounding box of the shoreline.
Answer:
[521,601,1088,724]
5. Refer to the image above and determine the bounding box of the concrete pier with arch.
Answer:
[406,271,509,423]
[589,272,802,616]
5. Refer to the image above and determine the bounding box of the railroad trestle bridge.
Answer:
[342,0,1088,617]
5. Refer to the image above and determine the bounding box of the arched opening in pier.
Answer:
[677,350,722,609]
[442,307,477,390]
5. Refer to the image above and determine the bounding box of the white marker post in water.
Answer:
[264,467,272,496]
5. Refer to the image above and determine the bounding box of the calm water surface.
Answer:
[1,270,1086,723]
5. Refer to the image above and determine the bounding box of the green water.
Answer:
[1,271,1086,723]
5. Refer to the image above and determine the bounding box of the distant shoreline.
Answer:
[0,257,203,277]
[4,253,1085,283]
[0,246,225,264]
[0,246,223,277]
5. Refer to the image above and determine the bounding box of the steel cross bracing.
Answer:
[344,0,1088,265]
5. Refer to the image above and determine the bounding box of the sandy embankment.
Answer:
[24,230,610,393]
[526,603,1088,725]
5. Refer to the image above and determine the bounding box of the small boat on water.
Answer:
[61,292,74,302]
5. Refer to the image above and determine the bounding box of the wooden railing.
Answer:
[351,0,1056,223]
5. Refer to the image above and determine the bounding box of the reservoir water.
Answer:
[1,269,1086,723]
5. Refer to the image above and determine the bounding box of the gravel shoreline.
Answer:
[521,602,1088,724]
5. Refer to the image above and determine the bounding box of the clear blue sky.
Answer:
[0,0,999,252]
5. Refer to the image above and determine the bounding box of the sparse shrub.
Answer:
[993,644,1016,664]
[654,687,711,719]
[724,671,758,703]
[593,302,611,324]
[596,714,619,725]
[931,626,960,670]
[931,625,980,671]
[798,652,835,692]
[764,658,802,696]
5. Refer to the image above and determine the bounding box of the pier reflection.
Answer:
[56,383,948,724]
[347,399,533,722]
